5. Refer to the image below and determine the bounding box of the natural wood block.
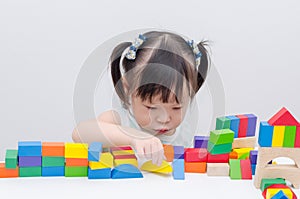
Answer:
[207,163,229,176]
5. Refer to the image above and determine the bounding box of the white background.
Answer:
[0,0,299,198]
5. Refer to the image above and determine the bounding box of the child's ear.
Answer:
[122,77,129,94]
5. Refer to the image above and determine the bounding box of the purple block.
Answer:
[250,150,258,165]
[244,114,257,137]
[194,136,209,148]
[19,156,42,167]
[173,146,184,159]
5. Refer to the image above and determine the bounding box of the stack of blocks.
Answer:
[184,148,207,173]
[172,146,185,180]
[110,146,138,167]
[262,183,297,199]
[42,142,65,176]
[65,143,88,177]
[249,150,258,175]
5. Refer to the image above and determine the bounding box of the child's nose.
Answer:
[156,111,171,124]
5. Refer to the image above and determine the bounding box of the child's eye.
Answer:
[173,107,182,110]
[145,105,156,110]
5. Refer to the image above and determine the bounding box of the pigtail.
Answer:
[110,42,132,105]
[196,40,210,91]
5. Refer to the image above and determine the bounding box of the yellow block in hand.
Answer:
[266,188,293,199]
[89,152,113,170]
[141,160,172,174]
[114,159,138,167]
[65,143,88,158]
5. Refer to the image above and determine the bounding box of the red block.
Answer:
[240,159,252,180]
[65,158,88,166]
[114,154,137,159]
[262,184,297,199]
[184,148,207,162]
[295,126,300,148]
[236,115,248,138]
[207,152,229,163]
[268,107,299,126]
[110,146,132,151]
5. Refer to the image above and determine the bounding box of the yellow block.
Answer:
[272,126,285,147]
[266,188,293,199]
[65,143,88,158]
[112,150,135,156]
[114,159,138,167]
[89,152,113,170]
[140,160,172,174]
[232,148,254,159]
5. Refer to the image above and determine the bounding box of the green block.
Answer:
[209,129,234,145]
[216,117,231,130]
[207,141,232,155]
[20,167,42,177]
[42,157,65,167]
[260,178,286,191]
[283,126,296,147]
[65,166,88,177]
[5,149,18,169]
[229,159,241,179]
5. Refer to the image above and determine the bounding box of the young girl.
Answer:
[72,31,210,166]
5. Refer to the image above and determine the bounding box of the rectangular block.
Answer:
[184,148,207,162]
[283,126,296,147]
[114,159,138,167]
[19,166,42,177]
[18,141,42,156]
[261,178,286,191]
[113,154,137,159]
[19,156,42,167]
[244,114,257,137]
[207,141,232,155]
[194,136,209,148]
[250,150,258,165]
[173,146,184,159]
[229,159,241,179]
[272,126,285,147]
[184,162,206,173]
[240,159,252,180]
[5,149,18,169]
[216,117,231,130]
[88,142,103,162]
[207,153,229,163]
[209,129,234,145]
[226,116,240,138]
[232,148,253,159]
[258,122,274,147]
[65,158,88,167]
[0,163,19,178]
[42,166,65,176]
[112,150,135,156]
[163,144,174,162]
[42,157,65,167]
[65,166,88,177]
[251,164,256,175]
[89,152,113,169]
[42,142,65,156]
[65,143,88,158]
[232,136,256,149]
[236,115,248,138]
[207,163,229,176]
[172,159,185,180]
[110,146,132,151]
[295,126,300,148]
[88,167,111,179]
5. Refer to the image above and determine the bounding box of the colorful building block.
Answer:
[42,142,65,156]
[244,114,257,137]
[112,150,135,156]
[65,158,88,167]
[184,148,207,162]
[0,163,19,178]
[163,144,174,162]
[42,157,65,167]
[209,129,234,145]
[110,146,132,151]
[111,164,143,179]
[206,163,229,176]
[141,160,172,174]
[19,166,42,177]
[42,166,65,176]
[229,159,241,179]
[194,136,209,148]
[88,167,111,179]
[251,164,256,175]
[173,146,184,159]
[18,141,42,156]
[283,126,296,147]
[113,154,137,159]
[88,142,102,161]
[236,115,248,138]
[172,159,185,180]
[295,126,300,148]
[250,150,258,165]
[65,166,88,177]
[272,126,285,147]
[19,156,42,167]
[184,162,206,173]
[260,178,286,191]
[262,184,297,199]
[258,122,274,147]
[207,153,229,163]
[5,149,18,169]
[89,152,113,169]
[65,143,88,158]
[207,141,232,155]
[229,151,238,159]
[240,159,252,180]
[232,136,256,149]
[268,107,299,126]
[114,159,138,167]
[216,117,231,130]
[266,188,293,199]
[226,116,240,138]
[232,148,253,159]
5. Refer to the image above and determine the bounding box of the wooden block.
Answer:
[19,156,42,167]
[207,153,229,163]
[184,162,206,173]
[232,136,256,149]
[0,163,19,178]
[258,122,274,147]
[65,143,88,158]
[173,146,184,159]
[163,144,174,162]
[88,167,111,179]
[172,159,185,180]
[250,150,258,164]
[209,129,234,145]
[89,152,113,169]
[262,184,298,199]
[251,164,256,175]
[5,149,18,169]
[229,151,238,159]
[114,159,138,167]
[111,164,143,179]
[88,142,102,161]
[232,148,253,159]
[110,146,132,151]
[236,115,248,138]
[112,150,135,156]
[206,163,229,176]
[42,166,65,176]
[141,160,172,174]
[216,116,231,130]
[229,159,241,179]
[260,178,286,191]
[283,126,296,147]
[184,148,207,162]
[42,157,65,167]
[266,188,293,199]
[114,154,137,160]
[268,107,299,126]
[65,158,88,166]
[240,159,252,180]
[194,136,209,148]
[42,142,65,156]
[295,126,300,148]
[244,114,257,137]
[272,126,285,147]
[65,166,88,177]
[18,141,42,156]
[207,141,232,155]
[226,116,240,138]
[19,167,42,177]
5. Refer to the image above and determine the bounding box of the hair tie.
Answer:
[187,40,202,67]
[125,34,147,60]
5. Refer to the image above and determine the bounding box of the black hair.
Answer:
[110,31,210,108]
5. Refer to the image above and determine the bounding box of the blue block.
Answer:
[194,136,209,148]
[18,141,42,156]
[251,164,256,175]
[173,146,184,159]
[271,190,289,199]
[88,142,103,161]
[226,116,240,138]
[172,159,185,180]
[111,164,143,179]
[42,166,65,176]
[258,122,274,147]
[250,150,258,165]
[244,114,257,137]
[88,167,111,179]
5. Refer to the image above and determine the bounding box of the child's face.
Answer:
[130,89,190,136]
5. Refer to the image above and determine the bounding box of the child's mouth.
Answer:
[156,129,169,134]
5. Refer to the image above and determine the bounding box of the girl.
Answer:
[72,30,210,166]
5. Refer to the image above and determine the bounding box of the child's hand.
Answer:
[130,136,165,166]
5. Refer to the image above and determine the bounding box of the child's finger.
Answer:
[135,146,145,159]
[144,143,151,159]
[151,144,159,166]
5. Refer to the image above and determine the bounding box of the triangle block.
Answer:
[140,160,172,174]
[268,107,299,126]
[111,164,143,179]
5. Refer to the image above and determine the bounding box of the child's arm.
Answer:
[72,110,164,166]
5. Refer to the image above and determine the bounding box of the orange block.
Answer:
[0,163,19,178]
[65,158,88,166]
[42,142,65,156]
[229,151,238,159]
[163,144,174,162]
[184,162,207,173]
